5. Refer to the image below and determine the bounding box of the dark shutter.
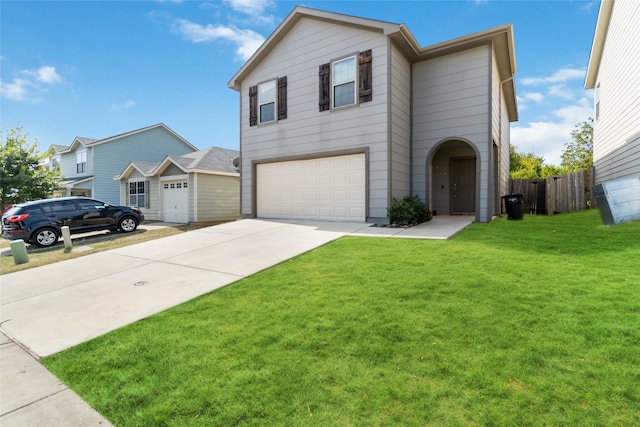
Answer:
[249,85,258,126]
[319,63,331,112]
[359,50,372,103]
[277,76,287,120]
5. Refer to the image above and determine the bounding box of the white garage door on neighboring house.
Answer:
[162,180,189,223]
[257,153,366,221]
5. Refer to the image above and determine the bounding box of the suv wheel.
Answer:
[32,227,60,248]
[118,216,138,233]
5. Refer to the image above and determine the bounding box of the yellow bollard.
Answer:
[9,239,29,265]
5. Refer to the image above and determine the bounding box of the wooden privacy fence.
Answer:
[509,168,593,215]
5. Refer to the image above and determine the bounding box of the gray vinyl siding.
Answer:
[239,17,390,220]
[592,0,640,183]
[389,43,412,201]
[595,132,640,182]
[161,164,186,177]
[92,128,194,205]
[194,173,240,222]
[412,45,492,221]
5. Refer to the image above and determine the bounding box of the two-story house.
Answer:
[50,123,197,205]
[585,0,640,184]
[228,7,517,224]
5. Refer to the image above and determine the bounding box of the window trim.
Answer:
[258,79,277,124]
[76,149,87,174]
[128,179,148,209]
[331,54,358,109]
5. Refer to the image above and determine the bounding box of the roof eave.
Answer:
[585,0,614,89]
[228,6,403,91]
[191,169,240,177]
[92,123,198,152]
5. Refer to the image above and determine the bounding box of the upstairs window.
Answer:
[319,50,372,112]
[76,149,87,174]
[259,80,276,123]
[249,76,287,126]
[51,155,60,170]
[332,56,357,108]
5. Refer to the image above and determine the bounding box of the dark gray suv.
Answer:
[1,197,144,248]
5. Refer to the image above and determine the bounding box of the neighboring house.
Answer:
[585,0,640,184]
[50,123,197,204]
[114,147,240,223]
[228,7,517,223]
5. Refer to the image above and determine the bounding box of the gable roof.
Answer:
[114,147,240,180]
[227,6,517,121]
[585,0,615,89]
[175,147,240,173]
[50,123,198,154]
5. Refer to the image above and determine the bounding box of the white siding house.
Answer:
[229,7,517,223]
[585,0,640,183]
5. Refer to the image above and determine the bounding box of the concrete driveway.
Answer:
[0,217,471,426]
[1,219,375,358]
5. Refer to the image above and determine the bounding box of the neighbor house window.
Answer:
[76,149,87,174]
[129,181,148,208]
[332,56,357,108]
[51,155,60,170]
[319,50,372,112]
[249,77,287,126]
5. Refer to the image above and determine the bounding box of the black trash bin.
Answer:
[502,194,524,220]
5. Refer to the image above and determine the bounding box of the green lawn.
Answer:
[43,210,640,426]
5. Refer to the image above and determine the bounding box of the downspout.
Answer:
[498,74,515,212]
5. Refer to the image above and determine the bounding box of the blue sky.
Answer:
[1,0,599,166]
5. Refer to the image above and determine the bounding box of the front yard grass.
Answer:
[43,210,640,426]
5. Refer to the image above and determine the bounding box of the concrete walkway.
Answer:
[0,217,471,426]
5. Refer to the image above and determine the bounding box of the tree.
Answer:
[0,126,62,209]
[561,118,593,172]
[510,145,546,179]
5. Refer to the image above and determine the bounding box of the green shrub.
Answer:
[387,195,432,227]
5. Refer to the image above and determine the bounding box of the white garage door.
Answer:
[257,153,365,221]
[162,180,189,223]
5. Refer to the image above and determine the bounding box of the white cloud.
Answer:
[520,68,586,86]
[523,92,544,103]
[223,0,273,17]
[37,66,63,84]
[172,18,264,60]
[547,84,575,100]
[0,78,31,102]
[511,97,592,165]
[0,65,62,103]
[110,99,136,111]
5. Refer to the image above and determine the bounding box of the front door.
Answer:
[450,158,476,214]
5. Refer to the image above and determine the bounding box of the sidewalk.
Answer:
[0,331,112,426]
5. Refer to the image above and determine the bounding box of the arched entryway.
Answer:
[427,139,478,218]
